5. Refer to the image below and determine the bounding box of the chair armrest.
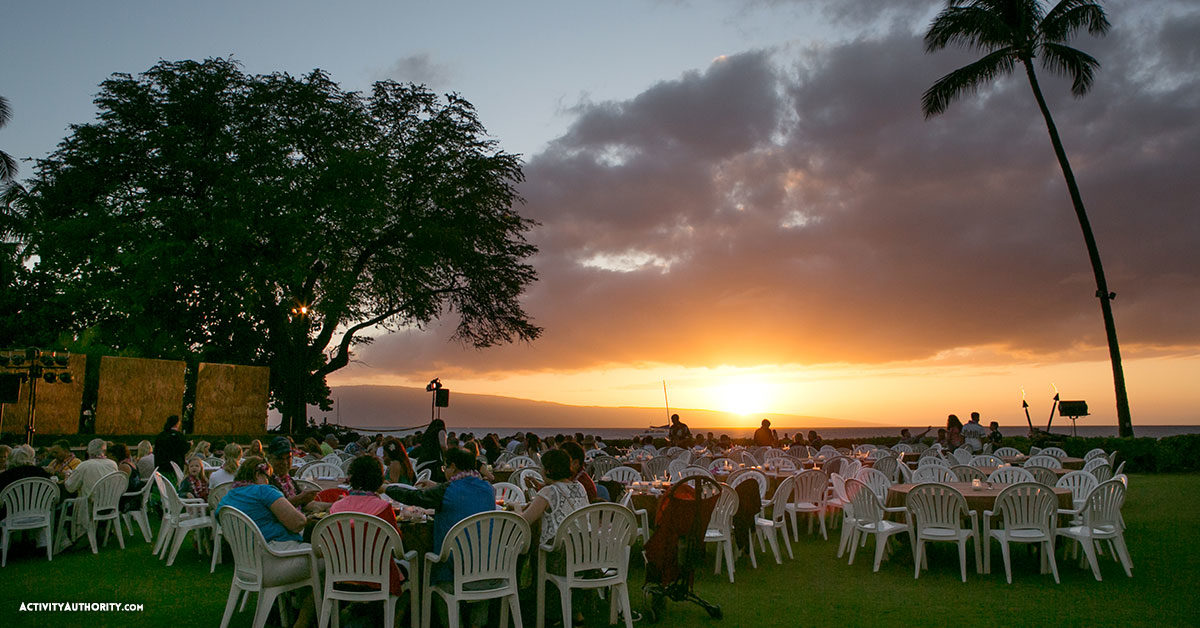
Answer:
[180,497,206,507]
[267,543,314,558]
[882,506,907,514]
[424,551,440,564]
[1056,508,1081,517]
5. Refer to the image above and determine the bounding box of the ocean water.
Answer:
[343,424,1200,441]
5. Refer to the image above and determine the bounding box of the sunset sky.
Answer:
[4,1,1198,429]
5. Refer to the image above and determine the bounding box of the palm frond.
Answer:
[0,95,11,127]
[0,150,16,183]
[925,6,1013,53]
[922,47,1019,117]
[1042,0,1110,42]
[1040,42,1101,95]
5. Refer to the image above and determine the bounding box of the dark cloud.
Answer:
[355,4,1200,379]
[379,53,451,87]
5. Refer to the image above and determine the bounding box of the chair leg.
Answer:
[384,597,397,628]
[958,539,968,582]
[1080,538,1102,581]
[219,583,241,628]
[509,593,524,628]
[253,590,278,628]
[847,529,860,565]
[559,583,572,628]
[724,540,735,582]
[446,599,459,628]
[536,553,546,628]
[1045,540,1060,584]
[1,527,8,567]
[782,526,794,560]
[618,583,634,628]
[86,521,99,554]
[999,540,1013,584]
[421,587,432,628]
[818,510,827,540]
[1112,535,1133,577]
[872,534,888,572]
[166,528,189,566]
[912,540,923,579]
[211,530,223,573]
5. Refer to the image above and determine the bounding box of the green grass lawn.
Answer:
[2,474,1197,627]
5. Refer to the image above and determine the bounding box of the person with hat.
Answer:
[265,436,327,513]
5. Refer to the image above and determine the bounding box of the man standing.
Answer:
[154,415,189,480]
[667,414,691,447]
[962,412,988,452]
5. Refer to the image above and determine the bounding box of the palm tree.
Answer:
[0,95,16,183]
[922,0,1132,437]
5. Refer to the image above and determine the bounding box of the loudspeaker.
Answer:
[0,374,21,404]
[434,388,450,408]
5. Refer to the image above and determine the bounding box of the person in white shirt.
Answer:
[961,412,988,452]
[208,442,242,487]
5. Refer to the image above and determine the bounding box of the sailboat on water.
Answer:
[634,380,673,439]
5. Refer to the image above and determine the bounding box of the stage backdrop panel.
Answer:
[1,354,86,435]
[193,362,269,435]
[95,356,186,435]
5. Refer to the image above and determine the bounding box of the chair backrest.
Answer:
[674,450,693,465]
[767,476,796,518]
[1024,455,1062,469]
[218,506,279,590]
[892,443,913,454]
[605,466,642,485]
[493,482,526,506]
[852,444,876,455]
[708,458,737,474]
[90,471,128,516]
[1082,458,1109,474]
[739,451,760,467]
[842,459,863,478]
[642,456,672,481]
[209,482,234,512]
[872,456,900,482]
[1083,448,1107,461]
[707,485,739,533]
[153,472,185,516]
[295,478,321,493]
[896,460,914,483]
[993,483,1058,534]
[169,461,184,484]
[508,455,537,469]
[905,482,968,532]
[0,476,59,518]
[589,455,621,478]
[322,453,343,465]
[912,465,956,484]
[1089,463,1114,482]
[1056,470,1099,504]
[553,503,637,578]
[970,455,1001,468]
[206,456,224,467]
[853,467,891,500]
[845,478,884,523]
[513,467,544,495]
[866,448,889,460]
[763,448,788,460]
[952,448,973,465]
[917,456,949,469]
[1080,479,1125,529]
[672,466,712,483]
[299,462,343,480]
[792,469,828,504]
[1029,446,1042,456]
[667,458,688,477]
[312,512,401,593]
[986,466,1035,485]
[763,457,797,473]
[1026,466,1059,487]
[993,447,1021,458]
[1040,447,1068,459]
[729,469,768,501]
[950,465,986,483]
[439,511,530,595]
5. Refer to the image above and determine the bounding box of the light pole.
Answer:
[0,348,74,445]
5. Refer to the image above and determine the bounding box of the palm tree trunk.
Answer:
[1022,59,1133,437]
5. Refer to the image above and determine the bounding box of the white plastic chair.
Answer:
[85,471,128,553]
[153,472,213,566]
[493,482,527,507]
[536,503,637,628]
[589,456,621,478]
[1056,470,1099,511]
[893,443,913,454]
[1026,466,1060,487]
[300,462,343,481]
[1056,479,1132,581]
[617,490,650,546]
[0,477,59,566]
[1040,447,1068,459]
[170,461,185,484]
[912,466,957,484]
[970,455,1001,468]
[844,478,909,572]
[704,486,740,583]
[872,456,900,483]
[121,474,156,543]
[905,483,980,582]
[423,511,530,628]
[983,483,1060,584]
[312,511,418,628]
[666,458,687,479]
[604,466,641,485]
[1089,463,1114,482]
[513,467,545,499]
[829,474,856,558]
[755,476,795,563]
[1083,448,1107,461]
[208,481,235,572]
[704,457,733,475]
[671,465,712,483]
[786,469,829,541]
[508,455,538,469]
[1082,457,1109,475]
[1024,455,1062,469]
[951,465,986,483]
[993,447,1021,458]
[986,467,1035,485]
[952,448,973,465]
[739,451,760,468]
[854,467,892,501]
[917,456,949,468]
[415,468,432,483]
[642,456,671,481]
[763,457,797,474]
[217,506,319,628]
[729,469,768,506]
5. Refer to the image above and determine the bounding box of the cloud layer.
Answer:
[354,3,1200,379]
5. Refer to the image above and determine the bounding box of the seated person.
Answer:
[384,447,494,582]
[209,443,242,488]
[519,448,589,548]
[265,436,326,513]
[382,438,417,485]
[0,444,51,495]
[988,422,1003,445]
[559,441,603,502]
[216,456,306,544]
[44,440,81,480]
[329,456,405,596]
[177,455,210,500]
[898,427,932,446]
[65,439,118,498]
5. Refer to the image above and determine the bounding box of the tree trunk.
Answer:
[1023,59,1133,437]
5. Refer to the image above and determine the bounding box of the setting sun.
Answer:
[711,376,772,416]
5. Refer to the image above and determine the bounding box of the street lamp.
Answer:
[0,348,75,444]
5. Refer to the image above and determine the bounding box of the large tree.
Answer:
[922,0,1132,437]
[12,58,541,432]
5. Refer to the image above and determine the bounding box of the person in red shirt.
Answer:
[560,441,601,502]
[328,455,405,596]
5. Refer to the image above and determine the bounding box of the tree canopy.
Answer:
[8,58,541,430]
